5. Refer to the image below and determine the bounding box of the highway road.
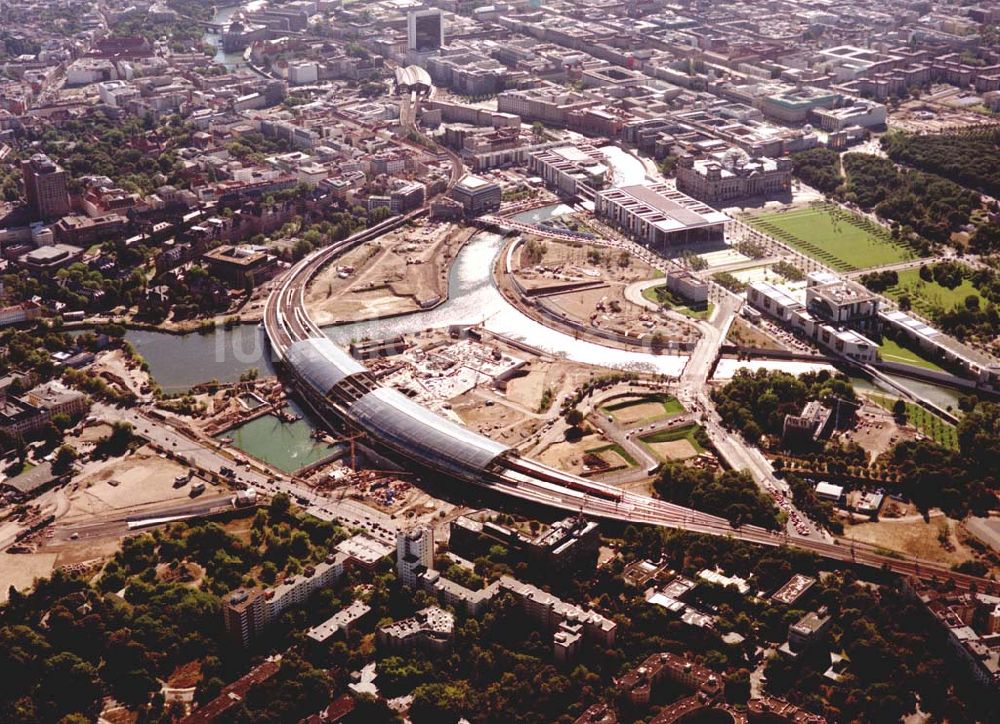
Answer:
[90,402,399,546]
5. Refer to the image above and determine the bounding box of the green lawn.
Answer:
[639,423,706,452]
[642,284,714,320]
[601,393,685,425]
[877,337,945,372]
[749,204,914,272]
[868,394,958,449]
[883,267,981,318]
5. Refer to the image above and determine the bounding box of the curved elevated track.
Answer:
[263,215,993,592]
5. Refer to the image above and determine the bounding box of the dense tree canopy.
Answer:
[882,128,1000,198]
[841,153,979,245]
[881,400,999,516]
[711,369,855,443]
[790,148,842,194]
[654,462,782,529]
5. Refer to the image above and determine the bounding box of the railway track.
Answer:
[261,190,993,595]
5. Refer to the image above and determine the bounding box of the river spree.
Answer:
[325,228,689,377]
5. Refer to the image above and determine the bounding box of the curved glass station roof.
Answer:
[286,338,367,397]
[288,337,511,479]
[348,387,509,479]
[394,64,431,88]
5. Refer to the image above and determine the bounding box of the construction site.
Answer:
[500,232,703,351]
[304,219,476,325]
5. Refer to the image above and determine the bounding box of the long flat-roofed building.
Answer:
[595,182,730,249]
[528,144,608,197]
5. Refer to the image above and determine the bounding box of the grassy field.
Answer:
[601,393,684,425]
[641,284,714,320]
[877,337,945,372]
[749,204,915,272]
[868,394,958,449]
[882,267,981,318]
[639,424,705,452]
[639,424,705,462]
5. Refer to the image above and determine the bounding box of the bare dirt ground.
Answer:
[537,432,611,474]
[841,400,914,463]
[503,360,595,414]
[91,349,150,398]
[514,234,653,283]
[512,236,698,341]
[452,391,541,445]
[647,439,699,461]
[0,552,59,602]
[505,367,551,411]
[844,512,980,567]
[64,446,202,521]
[726,317,786,351]
[890,96,1000,133]
[306,221,473,325]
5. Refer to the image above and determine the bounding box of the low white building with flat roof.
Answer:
[595,182,730,249]
[815,481,844,502]
[306,600,372,643]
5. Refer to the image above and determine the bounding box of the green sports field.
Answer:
[748,204,915,272]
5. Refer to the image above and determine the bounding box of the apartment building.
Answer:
[21,153,71,220]
[396,526,434,587]
[377,606,455,653]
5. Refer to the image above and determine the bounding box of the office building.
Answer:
[407,9,444,53]
[449,175,502,216]
[0,301,43,328]
[782,400,833,446]
[781,610,832,656]
[747,281,879,364]
[1,381,90,441]
[448,513,600,572]
[528,144,608,197]
[22,153,71,220]
[202,244,280,287]
[676,155,792,204]
[595,182,730,249]
[665,271,709,305]
[805,272,880,328]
